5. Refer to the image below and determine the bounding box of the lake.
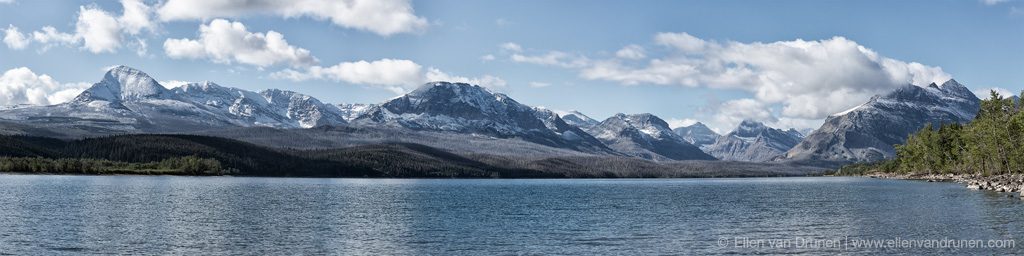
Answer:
[0,175,1020,255]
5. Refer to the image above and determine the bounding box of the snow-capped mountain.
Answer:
[786,79,981,163]
[173,82,347,128]
[0,66,346,133]
[585,113,715,161]
[560,110,600,129]
[704,120,803,162]
[672,122,718,148]
[338,103,375,121]
[353,82,612,153]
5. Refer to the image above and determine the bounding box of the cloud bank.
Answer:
[156,0,428,36]
[0,67,89,105]
[503,33,954,131]
[164,19,317,68]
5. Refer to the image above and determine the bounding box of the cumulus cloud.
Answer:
[506,33,953,131]
[615,44,646,60]
[271,58,505,94]
[75,6,122,53]
[0,67,90,105]
[164,19,317,68]
[156,0,427,36]
[7,0,156,53]
[480,54,496,61]
[3,25,30,49]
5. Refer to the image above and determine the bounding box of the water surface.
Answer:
[0,175,1021,255]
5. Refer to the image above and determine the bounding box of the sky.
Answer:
[0,0,1022,133]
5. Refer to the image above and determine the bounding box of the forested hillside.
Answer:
[837,92,1023,175]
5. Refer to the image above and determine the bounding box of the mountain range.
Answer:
[0,66,986,169]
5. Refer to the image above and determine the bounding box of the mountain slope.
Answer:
[673,122,719,148]
[786,79,981,163]
[586,113,716,161]
[704,120,802,162]
[353,82,612,153]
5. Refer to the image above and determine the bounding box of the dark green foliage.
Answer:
[849,91,1024,175]
[0,156,223,175]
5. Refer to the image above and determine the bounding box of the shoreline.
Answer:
[864,172,1024,198]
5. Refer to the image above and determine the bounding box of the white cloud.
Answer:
[76,6,122,53]
[528,81,550,88]
[159,80,191,89]
[511,51,589,68]
[981,0,1009,5]
[500,42,522,52]
[3,25,30,49]
[973,87,1017,99]
[0,67,90,106]
[705,99,776,133]
[615,44,646,60]
[480,54,495,61]
[118,0,155,35]
[156,0,427,36]
[10,0,156,53]
[164,19,317,68]
[271,58,505,94]
[0,0,13,4]
[655,32,708,52]
[666,118,698,129]
[30,26,77,46]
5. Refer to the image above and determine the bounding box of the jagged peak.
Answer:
[76,65,170,102]
[941,79,963,88]
[610,113,671,129]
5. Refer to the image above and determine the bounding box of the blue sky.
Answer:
[0,0,1021,132]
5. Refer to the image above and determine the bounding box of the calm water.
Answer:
[0,175,1021,255]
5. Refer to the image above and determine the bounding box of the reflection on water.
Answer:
[0,175,1021,255]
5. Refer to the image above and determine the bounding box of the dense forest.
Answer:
[837,91,1023,176]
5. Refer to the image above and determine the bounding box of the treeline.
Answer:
[837,91,1023,176]
[0,156,226,175]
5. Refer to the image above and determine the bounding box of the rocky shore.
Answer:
[864,172,1024,198]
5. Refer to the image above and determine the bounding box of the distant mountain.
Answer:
[672,122,718,148]
[560,110,600,129]
[585,113,715,161]
[337,103,375,121]
[704,120,802,162]
[786,79,981,163]
[174,81,347,128]
[353,82,612,153]
[0,66,347,134]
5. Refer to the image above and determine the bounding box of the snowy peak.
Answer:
[354,81,611,153]
[560,110,599,129]
[76,65,172,102]
[673,122,718,148]
[704,120,803,162]
[733,120,768,137]
[587,113,713,161]
[786,79,981,163]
